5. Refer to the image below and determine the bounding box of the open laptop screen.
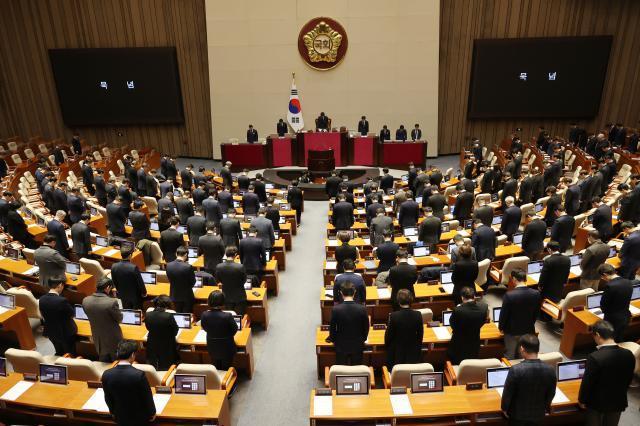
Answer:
[492,307,501,323]
[0,294,15,310]
[172,313,192,329]
[442,310,453,327]
[65,262,81,275]
[486,367,510,389]
[513,233,523,245]
[440,271,453,284]
[120,309,142,326]
[74,304,88,320]
[527,261,543,274]
[587,292,603,309]
[95,236,109,247]
[141,272,157,285]
[557,360,586,382]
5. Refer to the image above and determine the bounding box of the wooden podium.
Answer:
[308,150,335,175]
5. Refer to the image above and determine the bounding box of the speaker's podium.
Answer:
[308,150,335,176]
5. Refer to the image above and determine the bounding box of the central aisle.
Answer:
[232,200,326,425]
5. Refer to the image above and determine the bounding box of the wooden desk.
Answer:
[91,245,145,271]
[309,381,583,425]
[560,300,640,358]
[0,307,36,349]
[0,373,230,425]
[314,323,502,377]
[189,256,280,296]
[75,319,255,378]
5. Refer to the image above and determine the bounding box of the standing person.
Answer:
[333,259,366,304]
[619,227,640,279]
[578,320,636,426]
[102,341,156,426]
[451,245,478,304]
[200,291,238,370]
[220,209,243,248]
[501,334,557,426]
[39,277,77,355]
[580,231,610,290]
[144,295,179,371]
[499,270,541,359]
[186,206,207,245]
[375,231,399,273]
[33,234,67,287]
[159,217,185,263]
[198,224,226,275]
[358,115,369,135]
[166,246,196,313]
[591,197,613,242]
[277,118,288,137]
[370,208,393,247]
[287,180,304,225]
[597,264,633,342]
[471,219,497,262]
[215,247,248,315]
[110,245,147,310]
[447,287,488,364]
[384,289,423,368]
[70,213,92,259]
[82,278,123,362]
[537,241,570,304]
[521,213,547,260]
[388,250,417,310]
[500,196,522,241]
[549,206,575,253]
[326,283,369,365]
[238,226,267,277]
[47,210,70,258]
[128,200,151,241]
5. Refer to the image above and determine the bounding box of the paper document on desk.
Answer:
[529,273,541,283]
[22,266,39,276]
[406,236,418,243]
[457,231,470,237]
[363,238,371,245]
[407,258,416,266]
[82,388,109,412]
[188,258,197,265]
[441,284,454,295]
[494,387,504,396]
[570,266,582,276]
[588,308,604,319]
[629,305,640,316]
[390,394,413,415]
[313,395,333,416]
[193,329,207,343]
[377,288,391,299]
[552,387,569,404]
[0,306,8,315]
[153,394,171,414]
[103,249,119,257]
[325,261,337,269]
[432,326,451,340]
[327,240,339,247]
[0,381,34,401]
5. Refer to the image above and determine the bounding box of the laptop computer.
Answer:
[0,357,6,377]
[492,307,501,323]
[441,223,450,233]
[150,222,160,231]
[74,304,88,320]
[632,283,640,301]
[513,233,523,245]
[587,292,604,318]
[557,359,586,382]
[527,261,543,282]
[491,216,502,226]
[5,247,19,260]
[413,244,430,258]
[535,203,544,213]
[441,310,453,327]
[187,246,199,259]
[172,313,192,329]
[120,309,142,326]
[233,315,243,331]
[141,272,157,285]
[65,262,81,275]
[486,367,511,389]
[95,236,109,247]
[0,294,16,310]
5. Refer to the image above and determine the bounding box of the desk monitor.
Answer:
[150,222,160,231]
[335,375,370,396]
[527,261,543,274]
[95,236,109,247]
[513,233,523,245]
[37,216,46,226]
[570,254,582,267]
[90,207,98,216]
[5,247,19,260]
[535,203,544,213]
[364,258,377,270]
[491,216,502,226]
[233,314,242,331]
[464,219,473,229]
[403,227,418,237]
[233,201,240,208]
[187,246,199,259]
[39,364,68,385]
[174,374,206,395]
[141,272,157,285]
[442,310,453,327]
[632,283,640,301]
[194,276,204,288]
[410,372,444,393]
[491,193,499,202]
[587,292,603,309]
[0,357,6,377]
[173,313,192,329]
[176,225,187,234]
[265,183,274,190]
[65,261,81,275]
[415,196,423,204]
[608,246,617,258]
[492,307,501,323]
[449,205,455,215]
[126,218,132,227]
[441,223,450,233]
[401,174,409,183]
[413,245,430,258]
[0,294,16,310]
[120,309,142,326]
[121,241,135,253]
[440,270,453,284]
[557,359,586,382]
[278,217,286,224]
[486,367,510,389]
[244,278,253,290]
[74,304,88,320]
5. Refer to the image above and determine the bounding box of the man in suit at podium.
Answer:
[316,112,330,131]
[396,125,407,141]
[411,124,422,141]
[247,124,258,143]
[379,125,391,142]
[358,116,369,136]
[277,119,288,136]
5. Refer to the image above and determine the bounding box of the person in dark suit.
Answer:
[159,178,174,199]
[543,186,562,227]
[619,229,640,279]
[537,242,570,305]
[578,320,636,426]
[201,291,238,370]
[287,180,304,225]
[501,334,557,425]
[144,295,179,371]
[388,250,417,310]
[398,192,420,229]
[357,115,369,136]
[326,282,369,365]
[598,264,633,342]
[563,178,581,216]
[385,289,423,367]
[447,287,488,364]
[192,182,207,208]
[424,187,446,221]
[379,168,394,193]
[184,206,206,246]
[165,157,177,181]
[471,219,497,262]
[500,197,521,241]
[581,230,610,290]
[166,246,196,313]
[159,217,185,262]
[52,182,69,215]
[220,210,243,248]
[70,214,92,259]
[144,168,158,198]
[549,206,574,253]
[253,173,267,203]
[379,125,391,142]
[277,118,288,136]
[375,231,399,273]
[332,194,354,231]
[71,133,82,155]
[175,192,194,225]
[236,170,250,191]
[111,246,147,310]
[47,211,69,258]
[5,202,37,249]
[116,180,135,214]
[83,278,123,362]
[219,161,233,189]
[239,226,266,276]
[106,197,128,238]
[591,197,613,242]
[325,171,342,199]
[67,187,85,224]
[215,246,248,315]
[33,235,67,287]
[334,231,359,274]
[39,277,77,355]
[94,170,108,206]
[451,245,478,304]
[501,173,517,207]
[102,340,156,426]
[0,191,13,228]
[135,164,147,196]
[395,125,407,141]
[179,164,194,191]
[242,186,260,216]
[473,199,494,227]
[128,200,150,241]
[418,208,441,249]
[316,112,330,130]
[499,269,541,359]
[201,191,223,226]
[198,223,226,274]
[411,124,422,141]
[454,185,474,221]
[521,213,547,260]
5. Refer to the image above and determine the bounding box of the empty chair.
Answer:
[11,154,22,165]
[6,287,42,326]
[7,141,18,152]
[79,258,110,280]
[507,351,563,369]
[325,365,374,390]
[141,196,158,216]
[446,220,459,230]
[540,288,594,323]
[382,363,435,388]
[445,358,503,385]
[573,213,587,235]
[475,193,491,206]
[24,148,35,160]
[132,363,177,387]
[416,308,433,323]
[490,256,530,286]
[443,186,456,198]
[482,146,487,159]
[519,203,534,226]
[174,363,236,394]
[21,247,36,264]
[102,147,112,158]
[117,159,125,175]
[48,154,56,166]
[38,144,48,154]
[445,168,453,178]
[130,149,139,160]
[4,348,59,374]
[147,242,164,270]
[475,259,491,287]
[618,342,640,376]
[523,148,531,160]
[55,357,113,381]
[93,151,103,162]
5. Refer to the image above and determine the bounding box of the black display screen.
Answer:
[468,36,612,118]
[49,47,184,125]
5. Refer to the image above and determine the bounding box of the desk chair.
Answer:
[325,365,374,390]
[573,213,588,235]
[79,258,110,280]
[22,247,35,264]
[7,141,18,153]
[540,288,594,323]
[174,364,237,396]
[11,154,22,165]
[618,342,640,377]
[382,363,434,388]
[37,144,48,155]
[117,159,125,175]
[475,193,491,207]
[490,256,529,287]
[55,357,114,381]
[146,242,164,270]
[523,148,531,160]
[417,308,433,323]
[475,259,491,287]
[93,151,103,162]
[4,349,59,375]
[102,147,112,159]
[445,358,503,386]
[47,155,57,167]
[132,363,177,387]
[24,148,35,160]
[503,352,563,369]
[131,150,140,161]
[519,203,534,226]
[141,196,158,216]
[6,287,42,328]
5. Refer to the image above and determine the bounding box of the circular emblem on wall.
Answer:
[298,17,348,71]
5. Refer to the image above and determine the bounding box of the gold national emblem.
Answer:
[298,17,348,71]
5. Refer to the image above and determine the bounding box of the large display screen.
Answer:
[468,36,612,118]
[49,47,184,125]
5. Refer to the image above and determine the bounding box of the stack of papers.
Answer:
[1,381,34,401]
[193,329,207,343]
[22,266,39,276]
[313,395,333,416]
[103,249,119,257]
[390,394,413,415]
[82,388,109,412]
[377,288,391,299]
[441,284,454,294]
[552,387,570,404]
[325,261,337,269]
[407,258,416,266]
[153,394,171,414]
[432,326,451,340]
[570,266,582,276]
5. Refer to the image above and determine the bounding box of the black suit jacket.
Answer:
[518,176,533,205]
[411,128,422,141]
[396,129,407,141]
[538,253,570,302]
[239,237,266,272]
[215,260,247,303]
[376,242,399,273]
[425,194,446,220]
[102,364,156,425]
[451,258,479,297]
[253,180,267,203]
[398,200,420,228]
[379,128,391,141]
[499,286,541,335]
[159,228,184,262]
[502,359,557,423]
[385,308,423,366]
[175,197,194,225]
[358,120,369,135]
[329,301,369,353]
[472,225,496,261]
[522,219,546,255]
[418,216,442,245]
[620,231,640,279]
[334,243,358,274]
[544,194,562,226]
[473,205,494,227]
[565,185,581,216]
[601,277,633,332]
[389,262,417,301]
[500,205,521,237]
[143,309,179,370]
[47,219,68,257]
[186,215,207,245]
[592,204,613,241]
[70,221,91,258]
[129,210,150,241]
[201,309,237,361]
[52,188,68,213]
[198,234,225,272]
[106,203,127,234]
[332,201,354,230]
[111,261,146,309]
[277,121,288,136]
[242,192,260,215]
[454,191,474,220]
[220,218,243,248]
[447,301,488,364]
[237,175,250,191]
[325,176,342,198]
[67,194,85,223]
[287,187,304,210]
[579,345,635,412]
[166,259,195,304]
[550,215,574,252]
[502,179,518,205]
[380,174,394,192]
[39,292,77,343]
